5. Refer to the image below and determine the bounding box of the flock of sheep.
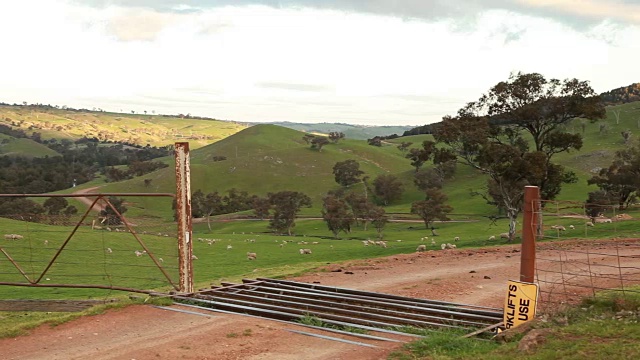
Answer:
[3,216,618,266]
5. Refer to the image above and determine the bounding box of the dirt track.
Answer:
[2,239,640,359]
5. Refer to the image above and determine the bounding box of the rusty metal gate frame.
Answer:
[0,141,194,294]
[0,192,179,293]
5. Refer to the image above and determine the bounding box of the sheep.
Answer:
[299,248,312,255]
[453,236,460,242]
[443,243,456,249]
[396,239,402,242]
[569,225,575,230]
[134,250,145,257]
[362,241,370,246]
[550,225,566,231]
[440,243,446,250]
[431,238,436,246]
[191,254,199,260]
[159,257,164,263]
[247,252,257,260]
[106,247,113,254]
[226,245,233,250]
[44,240,49,245]
[375,241,387,248]
[311,241,319,245]
[499,232,510,240]
[4,234,23,240]
[586,221,595,227]
[416,244,427,252]
[488,235,496,241]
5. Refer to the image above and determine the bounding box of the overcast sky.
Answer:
[1,1,638,126]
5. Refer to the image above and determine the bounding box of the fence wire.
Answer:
[0,195,179,293]
[534,200,640,312]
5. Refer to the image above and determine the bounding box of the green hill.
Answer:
[0,133,60,157]
[0,104,247,149]
[85,99,640,221]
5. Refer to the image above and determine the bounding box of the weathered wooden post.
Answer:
[175,142,193,293]
[521,186,540,283]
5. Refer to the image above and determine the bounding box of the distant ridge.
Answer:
[402,82,640,137]
[265,122,412,140]
[600,83,640,105]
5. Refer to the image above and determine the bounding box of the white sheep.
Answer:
[227,245,233,250]
[191,254,199,260]
[247,252,257,260]
[106,247,113,254]
[362,240,370,246]
[431,238,436,246]
[134,250,144,257]
[299,248,312,254]
[4,234,23,240]
[488,235,496,241]
[159,257,164,263]
[550,225,566,231]
[416,244,427,252]
[440,243,446,250]
[44,240,49,245]
[500,232,510,240]
[453,236,460,242]
[569,225,575,230]
[375,241,387,248]
[586,221,595,227]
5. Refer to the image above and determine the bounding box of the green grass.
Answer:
[390,290,640,360]
[0,133,60,157]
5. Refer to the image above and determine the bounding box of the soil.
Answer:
[3,239,640,360]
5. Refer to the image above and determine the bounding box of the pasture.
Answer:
[2,205,639,301]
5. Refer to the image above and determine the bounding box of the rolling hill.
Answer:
[86,100,640,221]
[0,133,60,157]
[0,104,247,149]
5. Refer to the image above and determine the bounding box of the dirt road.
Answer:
[2,239,639,359]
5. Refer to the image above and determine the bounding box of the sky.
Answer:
[0,1,638,126]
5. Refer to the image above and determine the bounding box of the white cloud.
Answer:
[0,1,638,125]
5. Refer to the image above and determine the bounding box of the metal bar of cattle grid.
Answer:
[173,301,423,338]
[247,279,503,320]
[186,294,412,328]
[203,284,496,326]
[195,289,477,328]
[236,282,501,321]
[255,278,502,314]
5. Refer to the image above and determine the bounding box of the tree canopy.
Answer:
[333,160,364,187]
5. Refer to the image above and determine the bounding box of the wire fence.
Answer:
[535,200,640,312]
[0,195,179,294]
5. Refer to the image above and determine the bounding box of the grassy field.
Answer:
[390,290,640,359]
[0,133,60,157]
[0,105,247,149]
[0,101,638,300]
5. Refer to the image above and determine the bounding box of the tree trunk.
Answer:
[507,208,518,242]
[206,214,211,232]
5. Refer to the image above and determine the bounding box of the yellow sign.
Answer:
[504,280,538,329]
